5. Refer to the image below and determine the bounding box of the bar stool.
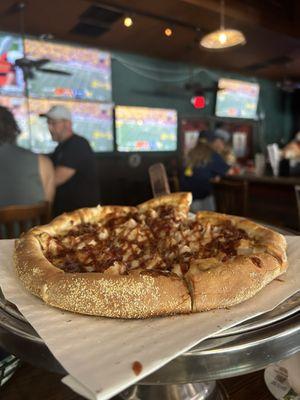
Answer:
[294,185,300,231]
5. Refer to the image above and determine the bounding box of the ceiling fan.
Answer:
[277,78,300,93]
[15,57,71,80]
[1,1,72,80]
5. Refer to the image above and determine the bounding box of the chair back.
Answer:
[294,185,300,230]
[212,179,248,217]
[148,163,171,198]
[0,202,51,239]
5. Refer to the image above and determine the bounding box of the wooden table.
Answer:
[0,362,275,400]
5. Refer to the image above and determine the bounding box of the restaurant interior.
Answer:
[0,0,299,399]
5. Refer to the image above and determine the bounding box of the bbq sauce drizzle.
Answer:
[42,206,250,276]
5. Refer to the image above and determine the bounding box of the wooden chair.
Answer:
[212,179,248,217]
[294,185,300,231]
[148,163,171,198]
[0,202,51,239]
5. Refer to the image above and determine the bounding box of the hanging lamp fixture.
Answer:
[200,0,246,50]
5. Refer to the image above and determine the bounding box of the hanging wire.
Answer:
[114,62,191,82]
[112,55,219,82]
[113,55,192,74]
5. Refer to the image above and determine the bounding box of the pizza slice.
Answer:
[184,211,287,312]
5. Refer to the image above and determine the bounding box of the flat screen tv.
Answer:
[27,99,113,153]
[0,32,24,96]
[24,38,111,101]
[215,78,260,119]
[115,106,177,152]
[0,96,29,148]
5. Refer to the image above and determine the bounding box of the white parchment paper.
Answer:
[0,237,299,400]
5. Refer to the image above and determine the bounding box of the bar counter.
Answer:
[224,174,300,231]
[229,174,300,186]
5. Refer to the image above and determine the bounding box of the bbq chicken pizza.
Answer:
[14,193,287,318]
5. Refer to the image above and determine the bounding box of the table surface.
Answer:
[228,174,300,185]
[1,362,275,400]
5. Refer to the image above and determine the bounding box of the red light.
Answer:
[191,96,206,109]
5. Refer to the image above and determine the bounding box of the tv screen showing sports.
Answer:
[115,106,177,152]
[27,99,113,153]
[0,96,29,148]
[0,32,24,96]
[24,38,111,101]
[215,78,259,119]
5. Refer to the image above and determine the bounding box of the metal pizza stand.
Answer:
[0,203,299,400]
[0,286,299,400]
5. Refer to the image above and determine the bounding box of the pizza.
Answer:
[14,193,287,318]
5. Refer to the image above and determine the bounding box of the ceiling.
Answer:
[0,0,300,81]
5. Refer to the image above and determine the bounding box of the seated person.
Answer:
[214,122,236,165]
[281,132,300,176]
[214,121,231,143]
[282,132,300,160]
[0,106,55,207]
[180,130,230,212]
[0,105,55,384]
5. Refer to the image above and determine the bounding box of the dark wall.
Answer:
[97,51,294,205]
[98,152,178,205]
[291,91,300,134]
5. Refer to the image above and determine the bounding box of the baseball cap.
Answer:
[198,130,217,143]
[214,128,231,142]
[40,105,72,121]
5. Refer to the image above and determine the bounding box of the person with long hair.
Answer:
[0,106,55,206]
[180,130,230,212]
[0,106,56,385]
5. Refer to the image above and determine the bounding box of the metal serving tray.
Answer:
[0,288,299,382]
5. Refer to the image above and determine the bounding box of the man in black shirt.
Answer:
[42,105,100,216]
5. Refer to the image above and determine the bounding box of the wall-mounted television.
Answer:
[27,99,114,154]
[215,78,260,119]
[0,33,24,96]
[0,96,29,148]
[24,38,111,102]
[115,106,177,152]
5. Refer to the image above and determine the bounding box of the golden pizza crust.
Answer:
[185,253,284,312]
[138,192,192,214]
[14,195,288,318]
[39,271,191,318]
[14,234,63,298]
[30,205,137,236]
[188,211,287,311]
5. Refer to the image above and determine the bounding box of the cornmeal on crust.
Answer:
[14,193,288,318]
[137,192,192,214]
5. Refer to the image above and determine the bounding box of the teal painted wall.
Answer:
[112,52,293,152]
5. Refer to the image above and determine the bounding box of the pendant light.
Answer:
[200,0,246,50]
